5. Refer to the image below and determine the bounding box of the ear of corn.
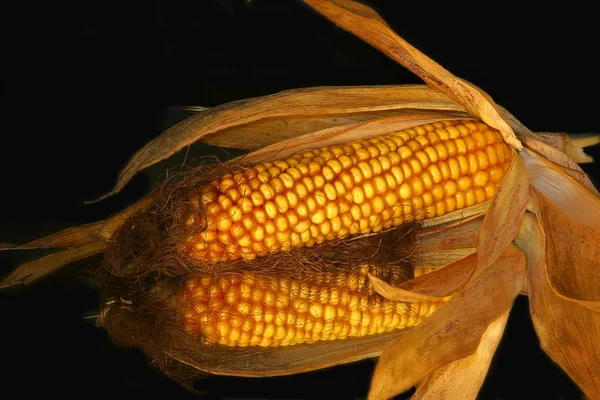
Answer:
[185,120,511,262]
[182,267,447,347]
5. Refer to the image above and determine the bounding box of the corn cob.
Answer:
[182,267,447,347]
[185,120,511,262]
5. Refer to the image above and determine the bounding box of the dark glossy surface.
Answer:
[1,1,598,398]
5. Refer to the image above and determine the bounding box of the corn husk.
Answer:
[2,0,599,399]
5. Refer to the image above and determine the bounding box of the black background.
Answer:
[1,1,599,399]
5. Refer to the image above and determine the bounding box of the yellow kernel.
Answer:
[338,155,353,170]
[264,201,278,219]
[378,155,391,171]
[438,161,451,181]
[352,186,365,204]
[489,166,505,184]
[434,143,448,161]
[306,196,318,212]
[471,131,487,149]
[350,167,364,185]
[355,148,371,161]
[366,145,380,158]
[401,163,413,180]
[409,176,424,196]
[260,183,276,200]
[369,158,383,175]
[399,183,412,200]
[360,201,372,218]
[327,159,343,174]
[397,145,412,160]
[473,171,489,187]
[494,143,507,163]
[486,146,499,167]
[296,201,310,218]
[384,190,399,207]
[422,192,434,207]
[445,196,457,213]
[448,159,460,180]
[456,176,472,191]
[372,176,387,195]
[330,216,342,233]
[388,152,401,166]
[319,219,332,236]
[456,155,469,175]
[273,214,289,232]
[287,167,302,180]
[454,138,467,154]
[432,184,445,202]
[265,219,277,235]
[408,158,422,175]
[413,151,430,169]
[323,201,338,219]
[274,195,289,213]
[465,188,476,207]
[295,182,309,198]
[445,141,458,158]
[302,177,315,194]
[251,191,264,206]
[455,191,466,209]
[390,166,404,185]
[475,150,490,170]
[311,209,326,224]
[293,219,311,234]
[358,161,373,180]
[420,171,433,190]
[216,213,233,231]
[428,164,442,183]
[321,183,337,201]
[444,180,458,197]
[372,196,385,214]
[313,174,325,190]
[435,201,446,216]
[467,153,479,175]
[447,126,460,139]
[424,146,438,164]
[349,204,362,221]
[484,183,497,199]
[469,188,486,206]
[218,195,233,211]
[464,136,477,152]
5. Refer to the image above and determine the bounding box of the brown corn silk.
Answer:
[1,0,599,399]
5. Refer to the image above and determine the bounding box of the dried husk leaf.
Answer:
[502,109,600,196]
[521,149,600,307]
[0,221,104,250]
[303,0,522,150]
[414,217,481,269]
[369,253,476,302]
[412,311,510,400]
[535,132,600,164]
[516,213,600,398]
[476,151,529,273]
[535,191,600,307]
[95,85,465,201]
[367,245,526,400]
[522,137,600,196]
[0,241,105,289]
[521,148,600,228]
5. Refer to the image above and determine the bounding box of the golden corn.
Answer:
[182,268,447,347]
[186,120,511,262]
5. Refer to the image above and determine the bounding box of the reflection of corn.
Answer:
[183,268,447,347]
[187,120,511,262]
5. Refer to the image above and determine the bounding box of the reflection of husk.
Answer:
[2,0,599,398]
